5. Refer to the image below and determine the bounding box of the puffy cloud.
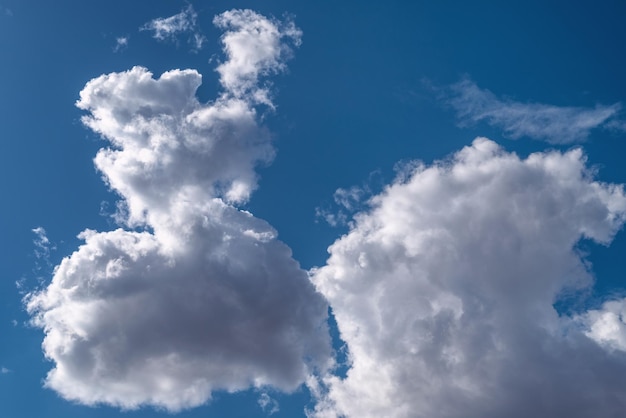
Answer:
[141,5,205,50]
[27,10,331,412]
[446,78,623,143]
[310,138,626,418]
[581,299,626,351]
[76,66,274,226]
[213,9,302,103]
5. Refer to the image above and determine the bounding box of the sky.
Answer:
[2,1,626,417]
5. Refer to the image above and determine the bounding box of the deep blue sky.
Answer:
[2,1,626,417]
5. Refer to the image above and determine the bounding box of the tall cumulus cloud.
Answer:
[26,10,331,412]
[310,138,626,418]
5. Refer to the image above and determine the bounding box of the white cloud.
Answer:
[113,36,129,53]
[32,227,50,257]
[258,392,280,415]
[315,207,348,228]
[316,176,380,228]
[1,367,10,374]
[26,10,331,412]
[213,9,302,103]
[315,187,365,228]
[32,227,54,270]
[141,5,206,50]
[446,78,623,143]
[333,186,367,212]
[581,299,626,351]
[310,138,626,418]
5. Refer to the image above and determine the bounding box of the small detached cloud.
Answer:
[444,78,624,144]
[258,392,280,415]
[310,138,626,418]
[26,10,331,413]
[141,4,206,50]
[316,186,368,227]
[32,227,51,259]
[113,36,129,53]
[32,227,54,271]
[0,5,12,17]
[315,172,383,228]
[1,367,11,374]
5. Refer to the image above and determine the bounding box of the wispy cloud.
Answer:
[0,5,12,17]
[315,172,382,227]
[1,367,11,374]
[258,392,280,415]
[444,78,624,143]
[141,5,206,50]
[31,227,54,271]
[113,36,129,53]
[316,186,368,227]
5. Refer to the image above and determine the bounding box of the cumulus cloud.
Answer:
[581,299,626,351]
[213,9,302,103]
[141,5,206,50]
[445,78,624,143]
[26,10,331,412]
[310,138,626,418]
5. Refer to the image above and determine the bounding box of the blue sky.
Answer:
[3,1,626,417]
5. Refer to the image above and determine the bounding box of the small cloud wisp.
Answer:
[445,78,623,144]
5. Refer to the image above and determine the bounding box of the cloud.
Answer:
[581,299,626,351]
[141,5,206,50]
[315,173,382,228]
[32,227,54,271]
[26,10,331,412]
[445,78,624,144]
[113,36,129,53]
[310,138,626,418]
[315,187,365,228]
[258,392,280,415]
[1,367,10,374]
[213,9,302,105]
[32,227,51,259]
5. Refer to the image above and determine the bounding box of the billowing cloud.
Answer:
[26,10,331,412]
[581,299,626,351]
[446,78,623,143]
[141,5,206,50]
[310,138,626,418]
